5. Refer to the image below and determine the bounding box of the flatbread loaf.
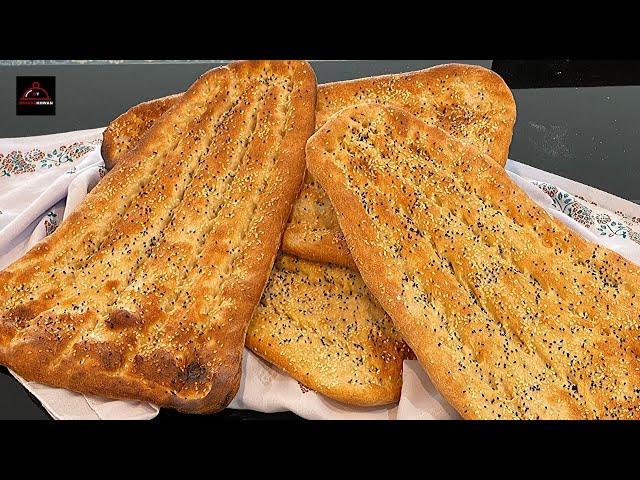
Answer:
[0,60,317,413]
[102,98,410,406]
[101,64,516,268]
[247,254,410,406]
[306,104,640,419]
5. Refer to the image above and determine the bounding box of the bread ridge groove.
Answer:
[339,119,627,332]
[387,136,636,340]
[324,123,553,418]
[45,78,276,373]
[99,64,516,269]
[0,75,225,307]
[0,76,232,334]
[144,76,293,336]
[282,64,516,266]
[338,123,603,416]
[339,133,599,330]
[201,86,293,319]
[336,138,530,416]
[113,78,272,317]
[8,75,249,355]
[115,64,308,397]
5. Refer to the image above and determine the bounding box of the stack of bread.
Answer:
[1,60,638,419]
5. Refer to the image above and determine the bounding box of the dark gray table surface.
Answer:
[0,60,638,419]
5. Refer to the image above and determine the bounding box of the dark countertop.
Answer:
[1,60,638,419]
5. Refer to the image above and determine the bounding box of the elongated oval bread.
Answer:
[0,60,317,413]
[101,64,516,268]
[306,104,640,419]
[102,95,412,406]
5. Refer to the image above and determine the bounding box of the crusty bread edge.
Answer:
[179,60,318,413]
[101,64,516,271]
[315,63,517,166]
[101,93,182,170]
[2,63,239,414]
[308,103,631,419]
[281,63,517,266]
[246,339,401,407]
[281,225,356,268]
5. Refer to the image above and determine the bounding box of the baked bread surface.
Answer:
[102,92,413,407]
[102,64,516,268]
[285,64,516,267]
[247,254,410,406]
[101,94,181,170]
[103,95,412,407]
[98,64,514,407]
[306,104,640,419]
[0,60,317,413]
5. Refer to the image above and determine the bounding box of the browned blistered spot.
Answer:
[132,350,181,389]
[4,305,34,328]
[179,361,208,384]
[104,280,120,292]
[105,309,140,329]
[99,348,124,371]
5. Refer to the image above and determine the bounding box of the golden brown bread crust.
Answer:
[102,64,516,269]
[0,60,317,413]
[102,94,180,170]
[283,171,357,268]
[246,254,410,406]
[284,64,516,267]
[307,104,640,419]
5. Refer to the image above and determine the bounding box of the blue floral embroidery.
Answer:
[597,221,628,238]
[38,143,94,169]
[554,191,575,213]
[0,141,97,177]
[533,181,637,242]
[533,181,595,228]
[44,211,58,236]
[40,148,73,168]
[594,213,628,238]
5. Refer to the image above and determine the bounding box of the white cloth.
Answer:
[1,129,639,420]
